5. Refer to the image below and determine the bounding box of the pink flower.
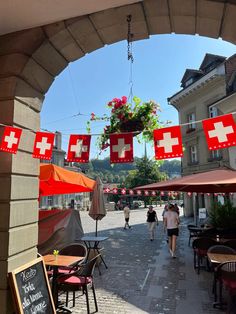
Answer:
[121,96,127,104]
[90,113,96,120]
[107,101,113,107]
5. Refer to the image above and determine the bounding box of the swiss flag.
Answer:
[32,132,55,160]
[110,133,133,163]
[121,188,126,195]
[104,188,110,193]
[202,114,236,150]
[153,126,183,159]
[129,189,134,195]
[112,188,118,194]
[67,135,91,162]
[0,126,22,154]
[144,190,149,196]
[136,190,142,195]
[151,191,156,196]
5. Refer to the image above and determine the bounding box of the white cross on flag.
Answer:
[202,114,236,150]
[144,190,149,196]
[136,190,142,195]
[32,132,55,160]
[110,133,133,163]
[67,135,91,162]
[153,126,183,160]
[0,126,22,154]
[121,188,126,195]
[112,188,118,194]
[129,189,134,195]
[151,191,156,196]
[103,187,110,193]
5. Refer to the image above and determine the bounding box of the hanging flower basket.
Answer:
[87,96,166,151]
[119,119,144,133]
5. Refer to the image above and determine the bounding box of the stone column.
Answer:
[0,29,45,313]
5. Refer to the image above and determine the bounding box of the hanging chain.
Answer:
[127,15,134,63]
[127,14,134,102]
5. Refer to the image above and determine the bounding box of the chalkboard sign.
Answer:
[9,257,56,314]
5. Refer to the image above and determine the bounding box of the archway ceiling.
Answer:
[0,0,140,36]
[0,0,235,45]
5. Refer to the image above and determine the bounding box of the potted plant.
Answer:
[87,96,168,151]
[209,200,236,235]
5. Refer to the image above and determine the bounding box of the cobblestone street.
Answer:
[59,206,226,314]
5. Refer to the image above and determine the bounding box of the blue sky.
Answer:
[41,34,235,159]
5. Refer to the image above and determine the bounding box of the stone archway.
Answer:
[0,0,235,312]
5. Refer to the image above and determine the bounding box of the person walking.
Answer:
[123,204,131,229]
[163,203,180,258]
[147,205,158,241]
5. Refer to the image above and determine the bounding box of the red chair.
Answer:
[217,261,236,313]
[56,254,100,313]
[192,237,217,274]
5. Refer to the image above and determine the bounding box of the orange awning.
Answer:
[135,168,236,193]
[39,163,96,196]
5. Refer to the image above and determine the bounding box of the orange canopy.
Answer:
[135,168,236,193]
[39,163,96,196]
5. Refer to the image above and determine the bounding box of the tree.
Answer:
[125,157,165,207]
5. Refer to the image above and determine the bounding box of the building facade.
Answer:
[168,53,236,216]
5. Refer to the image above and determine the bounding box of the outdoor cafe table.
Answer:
[43,254,84,308]
[81,236,108,272]
[207,252,236,264]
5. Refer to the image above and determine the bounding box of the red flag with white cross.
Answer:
[151,191,156,196]
[202,114,236,150]
[32,132,55,160]
[0,126,22,154]
[153,126,183,159]
[103,187,110,193]
[129,189,134,195]
[112,188,118,194]
[144,190,149,196]
[110,133,133,163]
[67,135,91,162]
[121,188,126,195]
[136,190,142,196]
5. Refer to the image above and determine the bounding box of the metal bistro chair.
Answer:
[192,237,217,274]
[207,245,236,304]
[187,224,197,246]
[216,261,236,313]
[56,254,100,314]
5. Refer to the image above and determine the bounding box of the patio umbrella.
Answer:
[39,163,96,196]
[134,168,236,193]
[89,177,106,236]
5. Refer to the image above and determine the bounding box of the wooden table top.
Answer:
[207,252,236,264]
[43,254,84,267]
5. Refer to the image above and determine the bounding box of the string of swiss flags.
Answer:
[103,188,233,197]
[0,113,235,162]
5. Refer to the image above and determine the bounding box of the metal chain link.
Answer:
[127,15,134,63]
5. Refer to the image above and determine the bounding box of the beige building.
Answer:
[168,53,236,216]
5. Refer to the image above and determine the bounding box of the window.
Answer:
[211,149,221,159]
[185,77,194,87]
[209,105,218,118]
[47,196,53,206]
[187,113,196,130]
[190,145,198,163]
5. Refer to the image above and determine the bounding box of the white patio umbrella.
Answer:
[89,177,107,236]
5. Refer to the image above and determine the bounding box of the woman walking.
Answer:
[147,205,158,241]
[163,203,180,258]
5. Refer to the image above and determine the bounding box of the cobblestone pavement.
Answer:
[58,206,228,314]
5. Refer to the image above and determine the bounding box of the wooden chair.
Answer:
[56,254,100,313]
